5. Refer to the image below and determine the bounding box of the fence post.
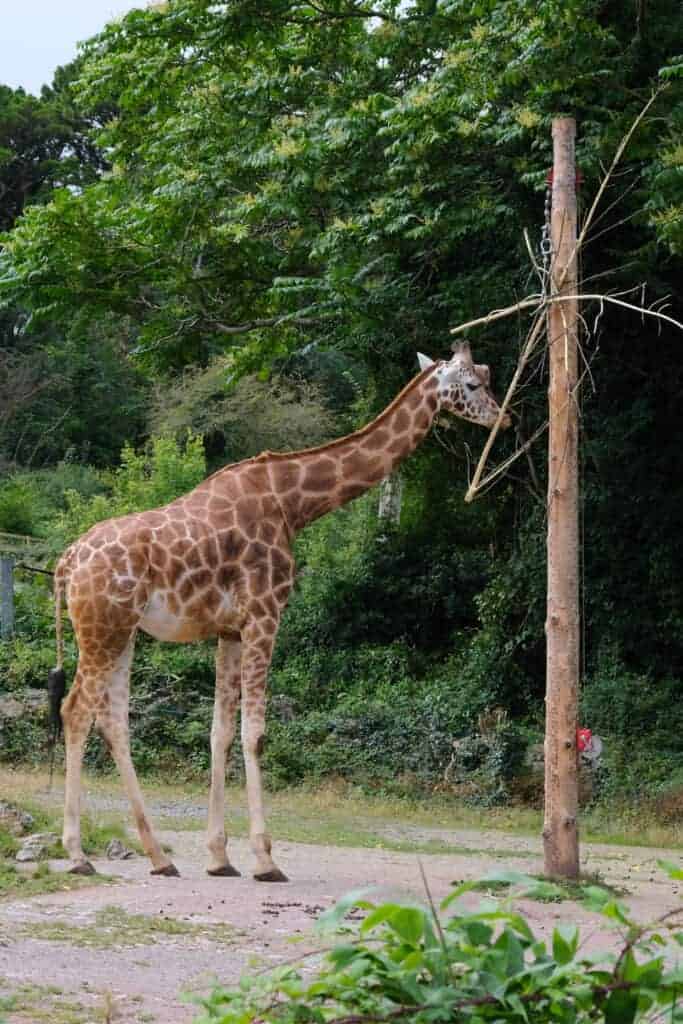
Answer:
[0,556,15,639]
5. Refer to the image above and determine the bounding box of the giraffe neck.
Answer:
[267,367,440,531]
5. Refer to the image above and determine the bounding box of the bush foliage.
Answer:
[197,869,683,1024]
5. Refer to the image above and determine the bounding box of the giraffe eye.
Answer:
[466,381,483,392]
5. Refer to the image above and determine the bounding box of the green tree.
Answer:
[0,63,105,231]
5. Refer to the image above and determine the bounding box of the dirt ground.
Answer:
[0,789,681,1024]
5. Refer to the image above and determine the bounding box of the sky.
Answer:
[2,0,143,96]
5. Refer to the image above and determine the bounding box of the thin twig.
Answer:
[464,311,547,501]
[462,287,683,503]
[417,858,448,954]
[570,87,667,278]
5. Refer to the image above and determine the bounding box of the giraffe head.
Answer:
[417,342,510,429]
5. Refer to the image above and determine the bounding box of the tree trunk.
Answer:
[543,118,580,879]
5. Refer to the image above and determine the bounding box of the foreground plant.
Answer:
[195,867,683,1024]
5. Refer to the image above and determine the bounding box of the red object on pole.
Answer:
[576,728,592,754]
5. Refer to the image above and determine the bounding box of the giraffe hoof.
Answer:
[151,863,180,877]
[207,863,241,877]
[254,868,289,883]
[68,859,96,876]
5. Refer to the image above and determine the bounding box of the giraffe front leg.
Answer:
[206,638,241,876]
[241,624,288,882]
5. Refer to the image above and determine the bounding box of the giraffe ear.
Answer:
[417,352,435,371]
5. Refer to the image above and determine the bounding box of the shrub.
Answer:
[55,433,206,546]
[0,477,36,535]
[196,868,683,1024]
[148,361,339,467]
[581,646,683,751]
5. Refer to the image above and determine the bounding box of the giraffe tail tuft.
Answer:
[47,668,67,745]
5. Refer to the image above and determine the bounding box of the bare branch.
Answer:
[460,287,683,503]
[450,297,541,336]
[455,88,671,504]
[551,292,683,334]
[208,314,324,335]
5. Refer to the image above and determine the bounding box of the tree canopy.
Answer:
[3,0,679,375]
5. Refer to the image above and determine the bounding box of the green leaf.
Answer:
[552,924,578,965]
[441,880,479,909]
[495,928,525,976]
[360,903,404,935]
[604,988,639,1024]
[316,889,376,932]
[388,907,426,945]
[658,859,683,881]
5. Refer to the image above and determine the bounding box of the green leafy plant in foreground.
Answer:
[195,867,683,1024]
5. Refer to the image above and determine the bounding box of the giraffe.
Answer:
[51,342,509,880]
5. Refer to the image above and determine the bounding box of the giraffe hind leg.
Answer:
[206,637,242,876]
[93,636,178,876]
[60,672,96,874]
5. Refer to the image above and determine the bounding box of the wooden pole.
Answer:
[543,118,580,879]
[0,556,15,640]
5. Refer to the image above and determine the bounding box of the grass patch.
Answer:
[580,804,683,849]
[3,767,681,853]
[20,904,240,949]
[0,827,20,860]
[157,779,683,850]
[0,979,91,1024]
[157,807,537,859]
[0,861,115,900]
[0,794,134,900]
[0,784,141,866]
[462,872,627,903]
[16,797,141,858]
[0,978,149,1024]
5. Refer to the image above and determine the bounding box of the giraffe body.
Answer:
[54,343,508,878]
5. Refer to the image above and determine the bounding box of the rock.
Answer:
[0,800,35,836]
[106,838,134,860]
[270,694,296,723]
[15,832,58,862]
[0,697,25,719]
[0,689,44,719]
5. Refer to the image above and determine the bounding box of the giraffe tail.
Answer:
[47,567,67,759]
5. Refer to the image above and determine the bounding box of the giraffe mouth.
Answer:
[454,410,511,430]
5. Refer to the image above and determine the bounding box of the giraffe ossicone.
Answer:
[52,344,508,880]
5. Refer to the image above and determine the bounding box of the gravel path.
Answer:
[0,789,681,1024]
